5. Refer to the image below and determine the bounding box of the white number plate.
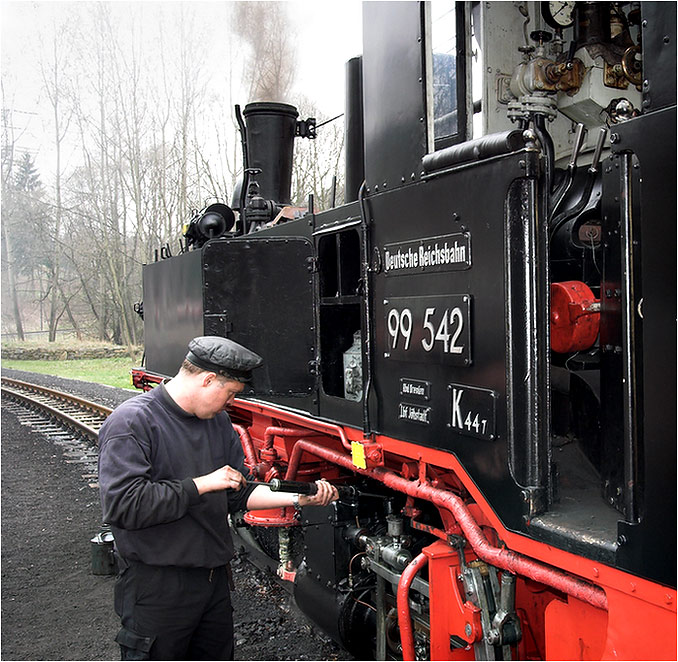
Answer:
[383,295,472,366]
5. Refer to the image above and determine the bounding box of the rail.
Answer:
[1,377,112,442]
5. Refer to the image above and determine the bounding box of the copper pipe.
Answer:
[397,553,429,661]
[285,439,607,611]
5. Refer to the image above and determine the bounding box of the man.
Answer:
[98,336,337,660]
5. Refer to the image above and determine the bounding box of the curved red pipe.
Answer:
[263,427,310,452]
[233,423,258,468]
[285,439,607,611]
[397,552,428,661]
[284,437,316,480]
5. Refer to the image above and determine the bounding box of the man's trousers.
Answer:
[114,558,234,661]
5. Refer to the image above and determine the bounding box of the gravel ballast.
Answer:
[1,368,352,661]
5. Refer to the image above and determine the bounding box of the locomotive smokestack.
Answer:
[242,102,299,206]
[344,56,365,203]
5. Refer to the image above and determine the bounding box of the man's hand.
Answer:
[193,465,246,495]
[298,479,339,507]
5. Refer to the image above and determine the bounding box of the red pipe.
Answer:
[234,398,353,450]
[398,552,429,661]
[263,427,310,452]
[284,437,316,480]
[285,439,608,611]
[233,423,258,468]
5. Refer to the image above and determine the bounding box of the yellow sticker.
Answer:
[351,441,367,470]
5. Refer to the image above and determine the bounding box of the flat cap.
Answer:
[186,336,263,383]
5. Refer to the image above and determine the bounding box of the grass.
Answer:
[2,356,141,390]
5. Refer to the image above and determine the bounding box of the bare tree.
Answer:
[1,86,55,341]
[291,97,345,211]
[62,3,140,346]
[1,97,26,340]
[40,18,78,341]
[57,3,222,345]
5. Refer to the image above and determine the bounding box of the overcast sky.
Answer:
[1,0,363,180]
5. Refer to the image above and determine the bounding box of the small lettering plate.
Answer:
[448,383,498,441]
[399,378,431,401]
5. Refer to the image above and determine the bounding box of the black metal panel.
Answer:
[202,237,316,398]
[294,503,356,646]
[362,1,427,193]
[598,156,637,518]
[611,107,676,588]
[641,2,677,113]
[142,250,204,377]
[367,150,537,533]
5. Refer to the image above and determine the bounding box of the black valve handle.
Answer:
[246,478,357,499]
[269,478,319,494]
[269,478,358,499]
[246,479,390,501]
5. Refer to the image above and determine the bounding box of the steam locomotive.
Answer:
[133,2,676,659]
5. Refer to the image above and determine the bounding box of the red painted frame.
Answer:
[230,397,676,661]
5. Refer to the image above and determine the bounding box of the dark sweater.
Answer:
[98,384,254,568]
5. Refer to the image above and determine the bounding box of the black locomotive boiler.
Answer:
[133,2,676,659]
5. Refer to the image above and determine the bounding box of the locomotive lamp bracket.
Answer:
[295,117,317,139]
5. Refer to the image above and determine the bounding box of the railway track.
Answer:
[1,377,112,488]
